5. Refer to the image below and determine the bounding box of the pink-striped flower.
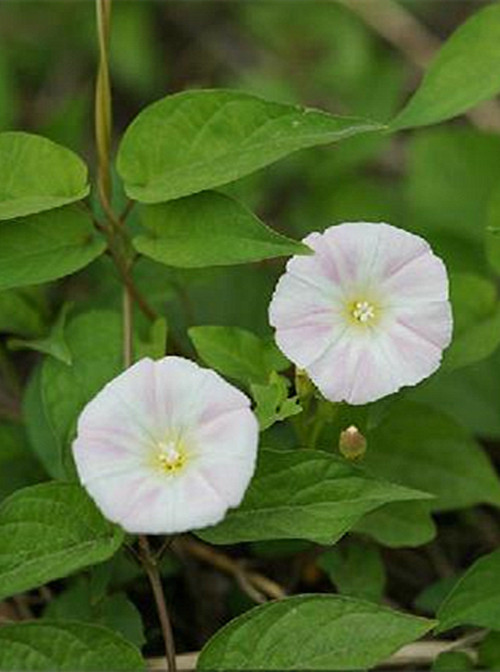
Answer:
[73,357,259,534]
[269,222,452,405]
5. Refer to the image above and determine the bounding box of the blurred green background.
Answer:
[12,2,499,419]
[2,0,500,448]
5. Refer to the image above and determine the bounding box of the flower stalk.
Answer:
[139,536,178,672]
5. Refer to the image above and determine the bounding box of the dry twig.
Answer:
[148,634,483,672]
[177,538,286,603]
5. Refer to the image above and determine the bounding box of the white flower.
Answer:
[269,222,453,405]
[72,357,259,534]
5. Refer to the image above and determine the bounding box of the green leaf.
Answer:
[251,373,302,431]
[0,422,44,502]
[414,576,461,616]
[0,621,144,671]
[450,274,498,334]
[0,132,89,219]
[437,549,500,632]
[117,89,383,203]
[250,539,311,559]
[40,310,122,478]
[444,273,500,371]
[0,287,46,336]
[412,349,500,440]
[44,578,145,649]
[486,184,500,275]
[134,191,308,268]
[189,325,288,386]
[318,540,385,603]
[9,303,73,365]
[135,317,168,361]
[406,127,500,273]
[23,364,64,480]
[0,482,124,601]
[354,501,436,548]
[198,448,430,545]
[0,206,106,291]
[392,4,500,130]
[364,401,500,511]
[479,632,500,669]
[197,594,434,670]
[432,652,474,671]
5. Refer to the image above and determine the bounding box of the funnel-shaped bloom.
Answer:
[269,222,452,405]
[73,357,259,534]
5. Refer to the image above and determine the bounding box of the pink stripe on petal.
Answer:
[270,222,452,405]
[275,320,346,370]
[382,252,449,304]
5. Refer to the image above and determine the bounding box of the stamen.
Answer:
[156,440,186,473]
[351,300,376,324]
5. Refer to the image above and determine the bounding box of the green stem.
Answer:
[308,411,326,450]
[122,285,133,369]
[95,0,113,212]
[93,3,177,669]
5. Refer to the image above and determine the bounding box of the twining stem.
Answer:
[122,286,133,369]
[94,1,177,669]
[93,0,157,326]
[139,536,178,672]
[95,0,112,211]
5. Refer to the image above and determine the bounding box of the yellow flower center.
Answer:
[154,440,187,474]
[347,299,378,326]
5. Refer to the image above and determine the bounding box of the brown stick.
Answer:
[139,536,178,672]
[178,538,286,601]
[147,634,483,671]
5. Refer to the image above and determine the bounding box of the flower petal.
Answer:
[77,358,161,449]
[382,251,450,305]
[306,329,396,405]
[152,357,250,432]
[269,270,346,368]
[190,407,259,506]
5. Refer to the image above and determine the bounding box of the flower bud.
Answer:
[339,425,367,461]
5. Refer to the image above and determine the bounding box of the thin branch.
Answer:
[148,653,197,672]
[382,637,480,667]
[121,267,158,322]
[178,538,286,602]
[122,287,133,369]
[11,596,33,621]
[146,633,484,671]
[120,199,136,223]
[139,536,178,672]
